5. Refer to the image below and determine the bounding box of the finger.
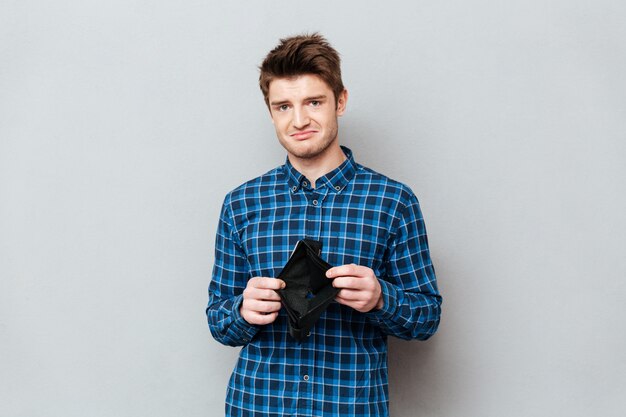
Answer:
[334,294,362,310]
[335,298,372,313]
[244,299,282,314]
[243,287,282,302]
[332,276,368,290]
[249,277,286,290]
[335,291,378,313]
[326,264,366,278]
[245,311,279,326]
[335,288,363,302]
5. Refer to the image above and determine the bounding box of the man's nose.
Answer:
[292,107,310,129]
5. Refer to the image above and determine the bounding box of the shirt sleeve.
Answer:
[206,198,259,346]
[365,192,442,340]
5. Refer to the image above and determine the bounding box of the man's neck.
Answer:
[288,143,346,189]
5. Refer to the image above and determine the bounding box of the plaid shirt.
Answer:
[207,147,442,416]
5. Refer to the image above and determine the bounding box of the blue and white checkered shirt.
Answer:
[207,147,442,416]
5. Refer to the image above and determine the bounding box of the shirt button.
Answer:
[302,181,308,187]
[335,186,341,191]
[303,375,310,381]
[291,186,297,192]
[312,200,318,206]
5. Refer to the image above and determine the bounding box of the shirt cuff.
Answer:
[366,279,399,322]
[230,294,259,343]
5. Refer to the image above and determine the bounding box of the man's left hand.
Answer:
[326,264,383,312]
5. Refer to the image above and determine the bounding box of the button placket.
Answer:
[304,187,327,240]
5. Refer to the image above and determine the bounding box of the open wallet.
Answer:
[276,239,339,341]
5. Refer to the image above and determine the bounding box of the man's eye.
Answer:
[310,101,320,107]
[278,105,290,112]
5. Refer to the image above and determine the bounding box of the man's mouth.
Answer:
[290,130,318,140]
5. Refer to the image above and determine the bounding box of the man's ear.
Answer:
[336,89,348,116]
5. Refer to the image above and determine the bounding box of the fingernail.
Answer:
[326,270,333,278]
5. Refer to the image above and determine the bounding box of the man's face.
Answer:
[268,74,347,161]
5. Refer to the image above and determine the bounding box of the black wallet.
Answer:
[276,239,338,341]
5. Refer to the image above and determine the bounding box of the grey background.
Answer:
[1,1,625,416]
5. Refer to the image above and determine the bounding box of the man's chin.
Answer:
[280,138,337,161]
[289,149,323,160]
[281,142,323,160]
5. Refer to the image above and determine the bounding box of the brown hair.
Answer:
[259,33,345,107]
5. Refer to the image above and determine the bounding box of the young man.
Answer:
[206,34,442,416]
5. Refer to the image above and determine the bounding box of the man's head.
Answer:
[260,33,348,166]
[259,33,345,107]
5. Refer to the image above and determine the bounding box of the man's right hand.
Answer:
[240,277,285,325]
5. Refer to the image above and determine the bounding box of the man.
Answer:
[206,33,442,416]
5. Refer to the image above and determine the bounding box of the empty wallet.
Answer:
[276,239,338,341]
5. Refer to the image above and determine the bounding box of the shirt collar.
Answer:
[283,146,357,194]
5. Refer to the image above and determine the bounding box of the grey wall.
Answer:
[1,1,625,416]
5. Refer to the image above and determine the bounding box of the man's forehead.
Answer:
[268,74,333,100]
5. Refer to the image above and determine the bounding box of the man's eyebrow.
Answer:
[269,99,290,106]
[306,95,327,101]
[269,95,328,106]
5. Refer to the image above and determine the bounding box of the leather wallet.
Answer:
[277,239,338,341]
